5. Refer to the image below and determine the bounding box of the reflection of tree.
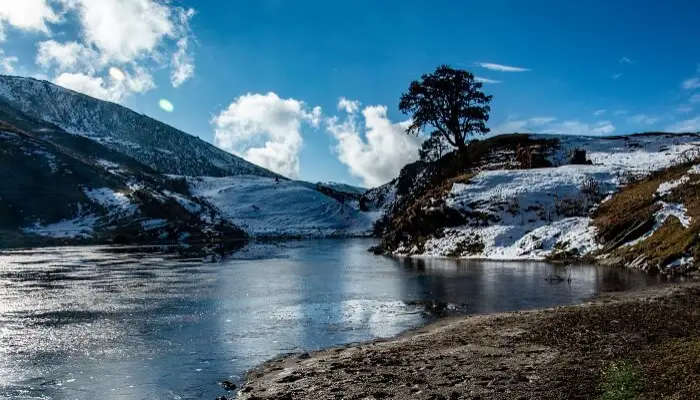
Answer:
[598,268,630,292]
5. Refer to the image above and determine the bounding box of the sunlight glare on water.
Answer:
[0,239,663,399]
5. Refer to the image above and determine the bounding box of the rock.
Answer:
[220,380,237,391]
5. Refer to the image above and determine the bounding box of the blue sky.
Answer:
[2,1,700,186]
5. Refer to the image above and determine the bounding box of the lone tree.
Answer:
[399,65,492,152]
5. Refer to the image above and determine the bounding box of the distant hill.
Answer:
[0,75,278,178]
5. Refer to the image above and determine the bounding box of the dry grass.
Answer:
[593,161,700,272]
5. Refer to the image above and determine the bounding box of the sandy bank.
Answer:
[236,280,700,400]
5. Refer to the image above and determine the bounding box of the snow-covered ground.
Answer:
[188,175,379,237]
[23,214,98,239]
[412,134,700,260]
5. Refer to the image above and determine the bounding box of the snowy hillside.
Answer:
[0,117,245,248]
[0,77,380,246]
[188,175,378,237]
[0,75,276,178]
[377,133,700,269]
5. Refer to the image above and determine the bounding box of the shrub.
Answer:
[597,361,644,400]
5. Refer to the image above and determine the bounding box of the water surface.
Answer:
[0,239,663,399]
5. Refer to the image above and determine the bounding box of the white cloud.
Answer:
[667,116,700,133]
[212,92,321,178]
[170,37,194,87]
[0,49,18,73]
[492,117,556,134]
[690,94,700,104]
[478,62,530,72]
[682,77,700,90]
[7,0,195,102]
[494,116,614,136]
[70,0,174,64]
[54,72,124,102]
[627,114,660,125]
[619,56,633,64]
[0,0,59,40]
[326,99,421,187]
[593,109,607,116]
[338,97,360,113]
[612,73,623,80]
[36,40,98,72]
[54,66,153,102]
[544,120,615,135]
[475,76,502,84]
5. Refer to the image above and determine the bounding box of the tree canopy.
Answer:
[399,65,492,151]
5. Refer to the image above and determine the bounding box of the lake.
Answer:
[0,239,663,399]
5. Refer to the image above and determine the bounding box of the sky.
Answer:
[1,0,700,187]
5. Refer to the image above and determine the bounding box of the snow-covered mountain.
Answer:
[373,132,700,272]
[0,77,377,246]
[0,75,277,178]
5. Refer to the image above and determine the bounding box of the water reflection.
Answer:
[0,239,664,399]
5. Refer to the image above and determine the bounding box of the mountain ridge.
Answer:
[0,75,279,178]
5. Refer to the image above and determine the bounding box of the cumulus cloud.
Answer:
[4,0,195,102]
[338,97,360,114]
[54,72,123,102]
[667,116,700,133]
[478,62,530,72]
[36,40,98,72]
[212,92,321,178]
[326,98,421,187]
[0,0,59,40]
[54,66,154,102]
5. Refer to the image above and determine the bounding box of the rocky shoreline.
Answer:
[235,280,700,400]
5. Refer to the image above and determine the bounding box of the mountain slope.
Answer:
[372,132,700,273]
[0,81,377,245]
[0,115,245,248]
[0,75,277,178]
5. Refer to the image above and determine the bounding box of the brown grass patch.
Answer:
[594,161,700,272]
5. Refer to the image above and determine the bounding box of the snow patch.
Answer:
[23,215,97,239]
[657,176,690,196]
[83,187,137,217]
